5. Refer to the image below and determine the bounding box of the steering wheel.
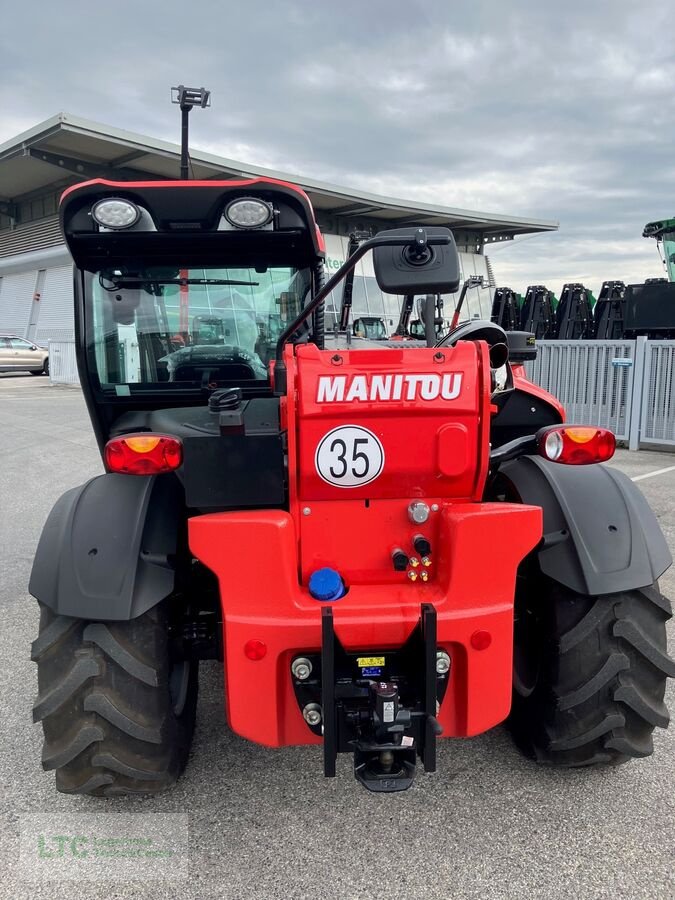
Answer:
[436,320,509,369]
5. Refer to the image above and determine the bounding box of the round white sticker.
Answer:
[315,425,385,488]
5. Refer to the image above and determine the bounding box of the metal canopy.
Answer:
[0,113,558,238]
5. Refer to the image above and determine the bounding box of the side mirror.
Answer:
[373,227,460,295]
[30,345,38,350]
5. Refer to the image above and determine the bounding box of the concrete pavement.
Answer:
[1,373,674,900]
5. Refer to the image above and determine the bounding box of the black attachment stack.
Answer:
[520,285,557,338]
[491,287,521,331]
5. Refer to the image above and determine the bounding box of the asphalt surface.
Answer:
[1,373,674,900]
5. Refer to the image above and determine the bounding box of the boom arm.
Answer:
[395,295,415,336]
[339,232,370,330]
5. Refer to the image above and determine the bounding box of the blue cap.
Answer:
[308,567,345,602]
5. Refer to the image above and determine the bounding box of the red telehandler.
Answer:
[29,177,673,794]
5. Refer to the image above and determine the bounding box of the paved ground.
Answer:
[1,373,674,900]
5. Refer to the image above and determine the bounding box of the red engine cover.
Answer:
[293,341,491,504]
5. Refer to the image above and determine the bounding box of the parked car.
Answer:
[0,334,49,375]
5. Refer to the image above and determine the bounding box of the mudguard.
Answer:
[29,473,184,620]
[500,457,672,596]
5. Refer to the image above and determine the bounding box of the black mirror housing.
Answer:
[373,227,460,295]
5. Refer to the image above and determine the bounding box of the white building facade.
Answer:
[0,114,557,346]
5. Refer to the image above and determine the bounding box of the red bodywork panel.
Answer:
[189,504,541,746]
[61,176,317,206]
[291,340,493,585]
[511,363,566,421]
[294,341,489,503]
[189,339,544,748]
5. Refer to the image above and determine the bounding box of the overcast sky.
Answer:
[2,0,674,294]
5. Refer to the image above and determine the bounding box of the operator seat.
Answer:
[167,344,268,383]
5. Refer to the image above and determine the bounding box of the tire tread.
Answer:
[510,582,673,768]
[32,601,197,796]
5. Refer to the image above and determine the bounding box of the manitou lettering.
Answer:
[316,373,462,403]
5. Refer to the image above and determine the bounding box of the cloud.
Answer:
[1,0,673,294]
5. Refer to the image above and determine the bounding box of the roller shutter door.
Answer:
[0,271,37,335]
[34,265,75,343]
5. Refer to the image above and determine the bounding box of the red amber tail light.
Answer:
[537,425,616,465]
[104,434,183,475]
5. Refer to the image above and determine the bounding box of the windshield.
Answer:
[86,265,311,391]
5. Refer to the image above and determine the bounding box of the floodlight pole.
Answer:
[171,85,211,180]
[180,105,191,180]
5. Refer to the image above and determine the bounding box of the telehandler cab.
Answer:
[30,178,673,795]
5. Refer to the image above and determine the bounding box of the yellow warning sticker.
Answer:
[357,656,385,668]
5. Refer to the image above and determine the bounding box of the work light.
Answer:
[91,198,141,230]
[224,197,272,229]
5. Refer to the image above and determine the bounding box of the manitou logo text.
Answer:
[316,373,463,403]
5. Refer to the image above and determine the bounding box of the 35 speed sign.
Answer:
[315,425,385,488]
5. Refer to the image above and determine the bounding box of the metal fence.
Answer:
[641,340,675,446]
[525,340,636,441]
[48,340,79,385]
[525,337,675,451]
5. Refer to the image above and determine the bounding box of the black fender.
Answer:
[29,473,185,620]
[499,457,672,596]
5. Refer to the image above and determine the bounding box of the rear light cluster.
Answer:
[537,426,615,465]
[104,434,183,475]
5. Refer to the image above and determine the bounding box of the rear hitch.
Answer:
[319,603,445,793]
[353,742,417,793]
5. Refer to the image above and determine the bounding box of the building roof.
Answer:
[0,113,558,239]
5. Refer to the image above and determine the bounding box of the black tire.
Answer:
[29,359,49,376]
[509,573,674,767]
[32,602,197,796]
